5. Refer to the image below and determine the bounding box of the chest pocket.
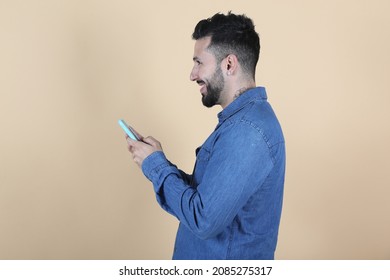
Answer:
[193,146,211,186]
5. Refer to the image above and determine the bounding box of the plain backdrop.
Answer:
[1,0,389,259]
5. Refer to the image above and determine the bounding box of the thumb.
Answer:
[142,136,156,145]
[143,136,162,150]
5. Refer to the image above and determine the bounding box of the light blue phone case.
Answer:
[118,119,139,141]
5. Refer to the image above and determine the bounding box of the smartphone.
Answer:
[118,119,140,141]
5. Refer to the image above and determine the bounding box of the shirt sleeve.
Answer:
[141,122,274,239]
[141,151,189,218]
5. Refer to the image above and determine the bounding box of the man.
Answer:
[125,12,285,260]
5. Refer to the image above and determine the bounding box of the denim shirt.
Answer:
[142,87,285,259]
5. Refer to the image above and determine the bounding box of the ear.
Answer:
[224,54,239,76]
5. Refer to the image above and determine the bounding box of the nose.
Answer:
[190,66,198,81]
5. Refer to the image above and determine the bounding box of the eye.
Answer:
[193,57,202,65]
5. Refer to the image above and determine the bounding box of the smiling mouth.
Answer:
[197,80,206,94]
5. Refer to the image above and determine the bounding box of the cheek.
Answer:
[199,67,213,81]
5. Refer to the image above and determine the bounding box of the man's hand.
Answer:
[126,128,163,168]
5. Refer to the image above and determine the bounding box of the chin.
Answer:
[202,98,217,108]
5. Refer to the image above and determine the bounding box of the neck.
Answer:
[233,86,255,100]
[220,80,256,109]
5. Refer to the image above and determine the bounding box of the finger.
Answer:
[126,135,137,146]
[143,136,162,150]
[126,137,139,155]
[132,154,142,167]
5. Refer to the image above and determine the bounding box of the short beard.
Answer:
[202,66,225,108]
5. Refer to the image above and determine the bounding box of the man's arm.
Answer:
[135,123,274,239]
[126,133,192,216]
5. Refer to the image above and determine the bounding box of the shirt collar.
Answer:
[217,87,267,123]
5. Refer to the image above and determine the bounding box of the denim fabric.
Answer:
[142,87,285,259]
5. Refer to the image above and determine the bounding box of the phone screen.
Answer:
[118,119,139,141]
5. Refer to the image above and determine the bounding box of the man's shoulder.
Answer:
[227,99,285,148]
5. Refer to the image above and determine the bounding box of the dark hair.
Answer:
[192,11,260,78]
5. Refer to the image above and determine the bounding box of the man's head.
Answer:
[190,12,260,108]
[192,12,260,79]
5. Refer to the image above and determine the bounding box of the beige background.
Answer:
[1,0,389,259]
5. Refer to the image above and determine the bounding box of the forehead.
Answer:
[193,36,214,59]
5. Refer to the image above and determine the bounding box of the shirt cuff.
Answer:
[141,151,171,182]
